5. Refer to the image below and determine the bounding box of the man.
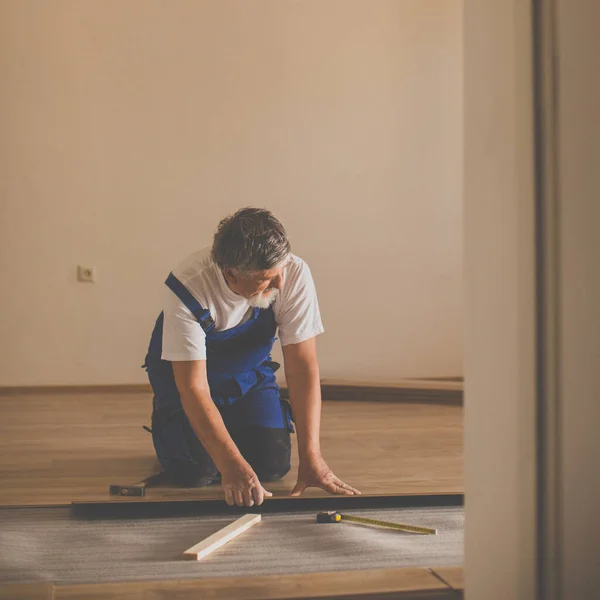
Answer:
[143,207,359,507]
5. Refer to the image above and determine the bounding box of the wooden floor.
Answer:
[0,391,464,599]
[0,567,464,599]
[0,392,463,507]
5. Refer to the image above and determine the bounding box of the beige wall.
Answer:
[464,1,538,599]
[557,1,600,597]
[0,0,462,386]
[465,1,600,598]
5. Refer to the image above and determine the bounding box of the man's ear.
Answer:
[223,268,238,284]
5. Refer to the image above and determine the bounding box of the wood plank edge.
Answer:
[428,566,465,591]
[0,503,72,509]
[69,491,464,507]
[0,491,463,510]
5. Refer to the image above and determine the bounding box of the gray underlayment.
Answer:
[0,506,463,585]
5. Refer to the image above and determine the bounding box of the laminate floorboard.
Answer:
[0,583,54,600]
[0,393,463,507]
[51,568,452,600]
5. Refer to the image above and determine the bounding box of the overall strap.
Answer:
[165,272,216,333]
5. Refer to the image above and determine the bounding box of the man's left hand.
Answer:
[290,454,361,497]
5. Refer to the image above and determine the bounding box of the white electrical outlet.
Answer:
[77,266,96,283]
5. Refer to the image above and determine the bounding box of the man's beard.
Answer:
[247,289,278,309]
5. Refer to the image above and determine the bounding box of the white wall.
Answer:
[0,0,462,386]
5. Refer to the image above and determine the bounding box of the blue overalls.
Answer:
[143,273,294,486]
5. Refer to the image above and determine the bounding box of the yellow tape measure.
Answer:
[341,514,437,535]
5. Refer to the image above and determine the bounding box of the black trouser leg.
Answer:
[231,425,292,483]
[152,408,219,487]
[152,405,292,487]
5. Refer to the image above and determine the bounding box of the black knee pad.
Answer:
[233,426,291,482]
[256,462,291,483]
[166,460,220,488]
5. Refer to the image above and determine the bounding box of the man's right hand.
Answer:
[221,459,273,507]
[172,362,272,507]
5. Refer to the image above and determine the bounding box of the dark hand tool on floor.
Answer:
[316,511,437,535]
[109,471,166,497]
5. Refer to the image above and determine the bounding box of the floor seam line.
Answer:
[427,567,454,591]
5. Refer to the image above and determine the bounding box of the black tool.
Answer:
[109,471,166,497]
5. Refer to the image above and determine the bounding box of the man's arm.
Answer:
[282,338,360,496]
[281,337,322,460]
[172,360,272,507]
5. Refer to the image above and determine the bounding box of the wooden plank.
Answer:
[53,567,452,599]
[183,514,261,560]
[430,566,464,590]
[0,583,54,600]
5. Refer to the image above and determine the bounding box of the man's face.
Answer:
[223,264,286,308]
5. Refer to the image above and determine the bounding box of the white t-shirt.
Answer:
[161,248,324,361]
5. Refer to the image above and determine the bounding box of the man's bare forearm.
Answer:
[286,369,322,460]
[179,387,244,472]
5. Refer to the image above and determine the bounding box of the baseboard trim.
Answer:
[311,378,463,405]
[0,384,153,396]
[318,383,462,405]
[0,380,463,405]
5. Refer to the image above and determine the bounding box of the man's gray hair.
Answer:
[211,207,291,274]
